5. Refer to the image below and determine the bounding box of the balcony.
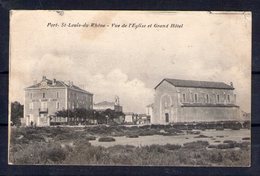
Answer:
[39,108,48,113]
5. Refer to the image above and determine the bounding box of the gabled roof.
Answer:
[155,78,234,90]
[94,101,114,106]
[25,76,93,95]
[181,103,239,108]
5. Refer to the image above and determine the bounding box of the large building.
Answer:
[93,96,123,112]
[152,78,240,124]
[23,76,93,126]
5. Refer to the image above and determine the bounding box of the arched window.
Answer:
[182,93,186,102]
[217,94,220,103]
[194,94,198,103]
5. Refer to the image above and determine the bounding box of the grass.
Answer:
[9,126,250,166]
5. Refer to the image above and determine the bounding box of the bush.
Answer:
[242,137,250,140]
[183,141,209,149]
[98,137,116,142]
[216,143,236,149]
[126,135,139,138]
[194,135,209,138]
[164,144,182,151]
[209,152,223,163]
[85,136,96,141]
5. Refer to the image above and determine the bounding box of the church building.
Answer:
[152,78,240,124]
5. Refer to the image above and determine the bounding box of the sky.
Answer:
[9,11,251,113]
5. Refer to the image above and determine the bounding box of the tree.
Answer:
[11,101,24,126]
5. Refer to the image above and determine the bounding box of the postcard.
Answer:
[9,10,251,166]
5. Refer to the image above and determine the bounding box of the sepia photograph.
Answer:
[9,10,251,166]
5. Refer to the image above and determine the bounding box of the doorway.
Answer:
[165,113,169,123]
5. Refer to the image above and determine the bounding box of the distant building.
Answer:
[146,103,153,122]
[152,78,240,124]
[124,112,135,123]
[23,76,93,126]
[94,96,123,112]
[136,114,151,124]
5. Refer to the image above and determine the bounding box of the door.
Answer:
[165,113,169,123]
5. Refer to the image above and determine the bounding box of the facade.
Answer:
[93,96,123,112]
[152,78,240,124]
[23,76,93,126]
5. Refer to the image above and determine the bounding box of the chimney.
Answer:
[42,76,46,80]
[230,82,233,87]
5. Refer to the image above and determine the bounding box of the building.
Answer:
[152,78,240,124]
[93,96,123,112]
[23,76,93,126]
[146,103,153,122]
[124,112,135,123]
[136,114,151,124]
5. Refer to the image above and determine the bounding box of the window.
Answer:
[206,94,209,103]
[182,93,186,102]
[194,94,198,103]
[57,92,59,98]
[30,93,33,99]
[43,93,45,98]
[217,95,220,103]
[227,95,230,103]
[56,102,60,109]
[29,102,33,110]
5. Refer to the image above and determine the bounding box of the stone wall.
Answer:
[178,106,240,122]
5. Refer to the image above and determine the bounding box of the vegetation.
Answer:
[9,127,250,166]
[11,101,24,126]
[55,108,125,125]
[98,137,116,142]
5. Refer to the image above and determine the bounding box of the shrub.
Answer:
[194,135,209,138]
[216,135,224,138]
[216,143,235,149]
[209,152,223,163]
[126,135,139,138]
[187,130,200,135]
[98,137,116,142]
[164,144,181,151]
[242,137,250,140]
[183,141,209,149]
[85,136,96,141]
